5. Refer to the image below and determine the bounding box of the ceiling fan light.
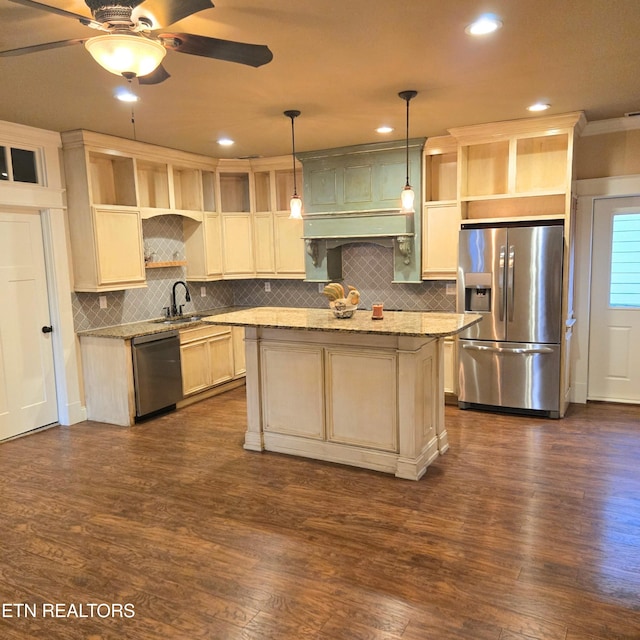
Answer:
[289,195,303,219]
[85,34,166,78]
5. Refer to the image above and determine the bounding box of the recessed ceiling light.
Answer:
[114,88,138,102]
[376,126,394,134]
[465,14,503,36]
[217,138,234,146]
[527,102,551,112]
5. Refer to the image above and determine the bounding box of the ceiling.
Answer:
[1,0,640,160]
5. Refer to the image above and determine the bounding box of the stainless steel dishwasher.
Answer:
[131,330,183,420]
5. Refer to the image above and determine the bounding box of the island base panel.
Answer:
[241,326,449,480]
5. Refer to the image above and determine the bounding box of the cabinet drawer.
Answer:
[179,324,231,344]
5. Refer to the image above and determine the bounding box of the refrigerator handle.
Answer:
[508,245,515,322]
[498,246,506,321]
[462,344,555,355]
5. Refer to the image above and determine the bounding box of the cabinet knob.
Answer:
[42,326,53,334]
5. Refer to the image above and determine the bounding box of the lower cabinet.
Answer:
[232,326,246,376]
[444,336,457,396]
[259,340,406,452]
[180,324,244,396]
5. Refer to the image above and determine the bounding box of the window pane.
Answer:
[610,212,640,308]
[0,147,8,181]
[11,147,38,184]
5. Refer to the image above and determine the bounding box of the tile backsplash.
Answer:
[72,217,455,332]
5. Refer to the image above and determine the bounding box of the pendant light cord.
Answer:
[290,114,297,196]
[284,110,301,197]
[405,95,410,187]
[398,90,417,188]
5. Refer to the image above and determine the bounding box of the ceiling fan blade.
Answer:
[138,64,171,85]
[134,0,214,29]
[0,38,87,57]
[158,33,273,68]
[8,0,102,29]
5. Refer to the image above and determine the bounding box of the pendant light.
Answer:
[284,110,303,219]
[398,90,418,213]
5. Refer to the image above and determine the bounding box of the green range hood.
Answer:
[297,138,425,283]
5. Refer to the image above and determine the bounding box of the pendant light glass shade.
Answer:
[85,34,166,78]
[400,184,415,213]
[398,90,418,213]
[289,194,303,219]
[284,110,302,219]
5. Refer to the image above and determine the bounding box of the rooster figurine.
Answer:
[322,282,360,317]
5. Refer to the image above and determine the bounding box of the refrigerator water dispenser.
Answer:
[464,272,492,312]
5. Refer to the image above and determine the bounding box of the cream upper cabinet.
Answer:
[250,158,305,279]
[184,212,223,280]
[62,133,145,292]
[274,212,305,275]
[422,135,459,280]
[219,168,255,278]
[61,130,219,291]
[422,203,460,279]
[93,207,146,288]
[448,112,586,222]
[221,213,255,277]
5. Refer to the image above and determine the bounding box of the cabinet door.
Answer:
[221,213,255,276]
[93,207,145,286]
[208,333,234,386]
[422,203,460,279]
[180,339,211,396]
[253,212,275,275]
[232,326,246,376]
[274,212,305,276]
[204,213,223,277]
[443,337,456,395]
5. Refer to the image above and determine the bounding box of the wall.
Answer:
[72,215,234,332]
[576,122,640,179]
[72,216,454,331]
[0,120,85,425]
[569,118,640,403]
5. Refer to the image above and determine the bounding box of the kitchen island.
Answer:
[206,307,481,480]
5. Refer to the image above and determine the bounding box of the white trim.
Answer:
[0,120,85,426]
[571,174,640,404]
[582,116,640,137]
[577,173,640,197]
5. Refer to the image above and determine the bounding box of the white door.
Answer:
[588,197,640,403]
[0,212,58,439]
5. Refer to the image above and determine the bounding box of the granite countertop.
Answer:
[77,306,249,340]
[203,307,482,338]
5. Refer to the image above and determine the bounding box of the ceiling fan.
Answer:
[0,0,273,84]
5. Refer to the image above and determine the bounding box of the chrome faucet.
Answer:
[170,281,191,317]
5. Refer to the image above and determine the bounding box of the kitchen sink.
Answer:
[153,315,203,325]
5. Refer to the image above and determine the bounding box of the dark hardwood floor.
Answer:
[1,388,639,639]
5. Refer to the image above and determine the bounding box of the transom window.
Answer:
[610,212,640,308]
[0,145,39,184]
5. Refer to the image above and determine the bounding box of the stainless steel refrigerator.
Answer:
[457,222,564,418]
